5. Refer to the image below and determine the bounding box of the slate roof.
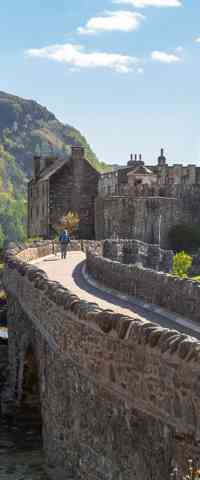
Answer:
[37,156,70,182]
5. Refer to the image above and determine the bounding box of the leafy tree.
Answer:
[0,225,5,249]
[172,251,192,278]
[169,224,200,252]
[171,459,200,479]
[57,211,80,237]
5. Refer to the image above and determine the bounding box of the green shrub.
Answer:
[172,251,192,278]
[168,224,200,252]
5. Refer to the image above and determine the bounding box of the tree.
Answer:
[172,251,192,278]
[57,211,80,237]
[170,459,200,479]
[0,225,5,249]
[168,224,200,252]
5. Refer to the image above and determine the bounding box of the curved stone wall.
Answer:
[87,250,200,323]
[103,239,173,272]
[3,241,200,479]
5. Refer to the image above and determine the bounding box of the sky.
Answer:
[0,0,200,166]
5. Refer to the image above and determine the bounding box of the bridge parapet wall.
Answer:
[87,250,200,323]
[3,242,200,433]
[3,241,200,478]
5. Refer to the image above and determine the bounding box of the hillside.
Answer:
[0,91,110,174]
[0,91,111,247]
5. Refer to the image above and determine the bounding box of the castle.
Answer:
[28,146,200,247]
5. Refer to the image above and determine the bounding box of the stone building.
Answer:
[96,149,200,247]
[28,146,200,247]
[28,146,99,239]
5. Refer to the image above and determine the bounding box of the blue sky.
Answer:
[0,0,200,166]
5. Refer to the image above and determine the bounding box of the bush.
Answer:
[55,211,80,237]
[172,251,192,278]
[168,224,200,252]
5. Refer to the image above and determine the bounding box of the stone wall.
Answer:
[0,338,8,410]
[29,149,100,240]
[95,193,200,249]
[50,153,100,240]
[103,239,173,272]
[87,251,200,323]
[3,242,200,479]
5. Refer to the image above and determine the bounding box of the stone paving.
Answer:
[35,251,200,338]
[35,251,146,321]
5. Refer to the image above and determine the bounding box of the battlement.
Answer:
[98,149,200,198]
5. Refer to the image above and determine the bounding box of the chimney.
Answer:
[130,153,133,162]
[134,154,137,161]
[33,156,41,179]
[71,146,85,160]
[139,154,142,162]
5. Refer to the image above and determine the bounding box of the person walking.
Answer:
[59,229,70,259]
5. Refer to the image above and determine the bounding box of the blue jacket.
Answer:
[59,231,70,244]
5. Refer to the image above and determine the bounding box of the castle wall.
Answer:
[2,242,200,479]
[103,239,173,272]
[95,196,179,248]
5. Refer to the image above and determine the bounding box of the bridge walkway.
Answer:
[35,251,200,340]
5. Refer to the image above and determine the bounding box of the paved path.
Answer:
[35,252,200,340]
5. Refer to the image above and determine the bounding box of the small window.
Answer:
[42,205,45,216]
[43,183,45,195]
[30,207,33,220]
[36,205,39,217]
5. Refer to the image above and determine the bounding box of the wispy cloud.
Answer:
[113,0,181,7]
[195,37,200,43]
[151,50,181,63]
[77,10,145,35]
[26,43,140,73]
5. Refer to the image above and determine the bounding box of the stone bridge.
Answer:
[2,240,200,480]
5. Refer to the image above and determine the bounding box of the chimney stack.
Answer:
[135,154,137,161]
[139,154,142,161]
[130,153,133,162]
[71,146,85,160]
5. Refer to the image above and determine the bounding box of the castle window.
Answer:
[36,205,39,217]
[43,183,45,195]
[42,205,45,216]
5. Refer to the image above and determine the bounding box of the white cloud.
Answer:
[113,0,181,7]
[195,38,200,43]
[77,10,145,35]
[151,50,181,63]
[175,45,184,53]
[137,67,144,74]
[26,43,140,73]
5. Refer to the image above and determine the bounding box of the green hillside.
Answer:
[0,91,110,174]
[0,91,111,247]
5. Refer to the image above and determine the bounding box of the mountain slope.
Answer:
[0,91,110,174]
[0,91,111,247]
